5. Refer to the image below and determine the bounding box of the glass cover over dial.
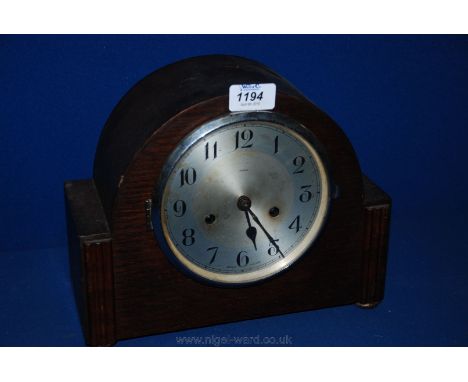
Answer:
[155,113,330,285]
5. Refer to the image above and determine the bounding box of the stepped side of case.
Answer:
[65,179,116,346]
[357,175,392,308]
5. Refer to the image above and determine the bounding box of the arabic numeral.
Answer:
[236,91,264,102]
[173,200,187,217]
[267,239,280,256]
[182,228,195,246]
[288,215,302,233]
[180,168,197,187]
[207,247,218,265]
[205,141,217,160]
[299,185,313,203]
[236,251,249,267]
[235,130,253,149]
[293,156,305,174]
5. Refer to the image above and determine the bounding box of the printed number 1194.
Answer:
[237,91,264,102]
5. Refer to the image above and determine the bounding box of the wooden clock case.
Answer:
[65,55,391,346]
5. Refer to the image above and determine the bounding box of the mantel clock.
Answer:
[65,55,391,346]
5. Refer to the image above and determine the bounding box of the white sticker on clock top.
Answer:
[229,83,276,112]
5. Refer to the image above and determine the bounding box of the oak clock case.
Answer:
[64,55,391,346]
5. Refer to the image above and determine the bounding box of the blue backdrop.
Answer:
[1,35,467,346]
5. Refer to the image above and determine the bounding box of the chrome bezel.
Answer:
[152,111,332,286]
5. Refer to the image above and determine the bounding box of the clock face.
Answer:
[154,112,330,285]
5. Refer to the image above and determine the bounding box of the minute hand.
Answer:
[247,209,284,258]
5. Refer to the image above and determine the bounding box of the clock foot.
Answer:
[355,301,380,309]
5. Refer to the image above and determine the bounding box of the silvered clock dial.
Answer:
[154,112,331,285]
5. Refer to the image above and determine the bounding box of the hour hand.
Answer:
[244,211,257,250]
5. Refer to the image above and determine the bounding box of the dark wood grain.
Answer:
[65,55,391,345]
[94,55,305,220]
[358,176,391,308]
[65,180,116,346]
[109,93,365,340]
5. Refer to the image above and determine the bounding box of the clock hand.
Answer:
[237,195,283,257]
[247,208,284,258]
[244,211,257,250]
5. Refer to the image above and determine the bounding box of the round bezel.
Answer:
[152,111,332,286]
